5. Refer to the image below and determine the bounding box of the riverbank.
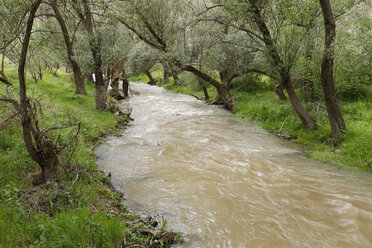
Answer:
[130,72,372,172]
[0,64,181,247]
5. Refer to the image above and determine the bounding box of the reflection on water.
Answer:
[96,83,372,248]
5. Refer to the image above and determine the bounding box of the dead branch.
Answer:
[39,121,81,139]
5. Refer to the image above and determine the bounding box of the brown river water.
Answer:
[96,83,372,248]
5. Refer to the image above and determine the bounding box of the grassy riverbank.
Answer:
[130,72,372,172]
[0,63,181,247]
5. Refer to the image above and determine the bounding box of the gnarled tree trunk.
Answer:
[319,0,346,137]
[19,0,59,183]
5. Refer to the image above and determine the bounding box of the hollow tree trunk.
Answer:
[145,70,156,85]
[51,1,86,95]
[275,84,287,101]
[183,65,235,110]
[319,0,346,137]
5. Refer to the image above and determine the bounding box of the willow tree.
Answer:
[72,0,108,110]
[113,0,236,110]
[217,0,318,129]
[319,0,346,137]
[0,0,80,183]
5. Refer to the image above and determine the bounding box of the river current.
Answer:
[96,83,372,248]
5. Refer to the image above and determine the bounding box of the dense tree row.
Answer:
[0,0,371,180]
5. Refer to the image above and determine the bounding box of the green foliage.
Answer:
[230,74,273,92]
[336,81,369,101]
[232,80,372,171]
[0,64,178,246]
[29,208,125,248]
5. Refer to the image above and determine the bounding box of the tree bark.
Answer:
[163,63,170,84]
[219,69,236,91]
[283,78,317,130]
[51,1,86,95]
[1,51,4,72]
[183,65,235,110]
[275,84,287,101]
[248,0,316,129]
[319,0,346,137]
[202,85,209,101]
[146,70,156,85]
[122,78,129,97]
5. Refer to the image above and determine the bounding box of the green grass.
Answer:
[131,70,372,172]
[0,62,180,247]
[233,89,372,171]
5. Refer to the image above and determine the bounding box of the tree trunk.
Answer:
[94,69,108,110]
[248,0,316,129]
[183,65,235,110]
[219,70,229,85]
[77,0,107,109]
[171,70,180,85]
[163,63,170,84]
[122,78,129,97]
[319,0,346,137]
[202,86,209,101]
[219,70,235,91]
[275,84,287,101]
[51,1,86,95]
[19,0,59,183]
[1,51,4,72]
[283,78,317,130]
[146,70,156,85]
